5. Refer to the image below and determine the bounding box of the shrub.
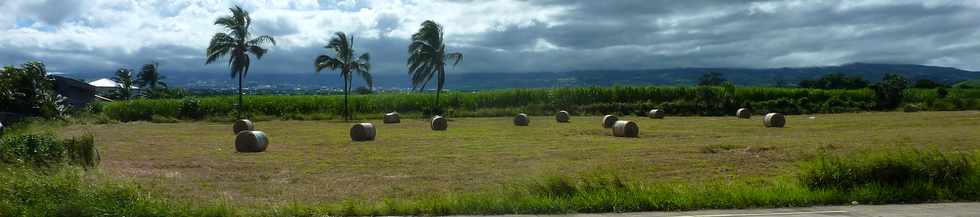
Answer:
[177,97,205,120]
[62,134,99,169]
[0,61,67,119]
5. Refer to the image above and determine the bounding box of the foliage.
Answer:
[872,73,911,109]
[98,86,980,122]
[143,87,189,99]
[111,68,136,100]
[936,87,949,99]
[136,63,167,89]
[0,133,98,168]
[912,79,945,89]
[354,86,373,95]
[205,5,276,119]
[95,86,920,121]
[314,32,372,121]
[953,79,980,89]
[798,73,868,89]
[177,97,205,120]
[0,167,234,217]
[697,72,727,86]
[408,20,463,113]
[0,61,68,118]
[800,150,973,190]
[62,134,99,169]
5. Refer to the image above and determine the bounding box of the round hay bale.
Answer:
[555,110,570,123]
[431,116,448,131]
[350,123,376,141]
[235,131,268,152]
[648,109,665,119]
[736,108,751,119]
[383,112,401,123]
[602,115,618,128]
[612,120,639,137]
[233,119,255,134]
[513,113,530,126]
[763,113,786,128]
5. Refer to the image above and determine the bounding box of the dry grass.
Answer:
[53,111,980,209]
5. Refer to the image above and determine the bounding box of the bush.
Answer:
[0,61,68,119]
[799,150,974,190]
[63,134,99,169]
[0,133,99,167]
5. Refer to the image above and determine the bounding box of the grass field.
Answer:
[49,111,980,212]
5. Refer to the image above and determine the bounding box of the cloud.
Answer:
[1,0,979,79]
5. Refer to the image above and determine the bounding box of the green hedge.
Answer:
[101,86,980,121]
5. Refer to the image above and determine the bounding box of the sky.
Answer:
[1,0,979,76]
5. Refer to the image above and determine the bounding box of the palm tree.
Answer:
[205,5,276,119]
[137,63,167,89]
[407,20,462,115]
[314,32,372,121]
[112,68,135,100]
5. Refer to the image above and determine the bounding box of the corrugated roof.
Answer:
[88,78,119,87]
[88,78,138,89]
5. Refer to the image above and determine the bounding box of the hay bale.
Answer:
[737,108,751,119]
[612,120,639,137]
[235,131,268,152]
[233,119,255,134]
[602,115,618,128]
[555,110,570,123]
[763,113,786,128]
[648,109,665,119]
[431,116,448,131]
[383,112,401,123]
[350,123,376,141]
[513,113,530,126]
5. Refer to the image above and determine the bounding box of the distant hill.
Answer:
[954,79,980,88]
[449,62,980,89]
[60,63,980,90]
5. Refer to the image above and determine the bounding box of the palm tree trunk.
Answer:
[238,73,243,119]
[435,89,441,115]
[343,74,350,121]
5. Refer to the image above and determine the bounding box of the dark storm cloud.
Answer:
[2,0,979,79]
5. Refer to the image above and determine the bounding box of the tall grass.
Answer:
[0,167,233,217]
[101,86,980,122]
[273,150,980,216]
[103,86,980,122]
[2,148,977,216]
[0,133,99,168]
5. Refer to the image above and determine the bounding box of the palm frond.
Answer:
[314,55,341,73]
[205,33,236,64]
[248,35,276,47]
[446,52,463,68]
[248,45,268,59]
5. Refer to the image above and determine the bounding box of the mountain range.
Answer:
[60,63,980,90]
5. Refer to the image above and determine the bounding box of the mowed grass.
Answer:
[55,111,980,209]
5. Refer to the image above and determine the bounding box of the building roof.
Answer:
[52,75,96,91]
[88,78,139,89]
